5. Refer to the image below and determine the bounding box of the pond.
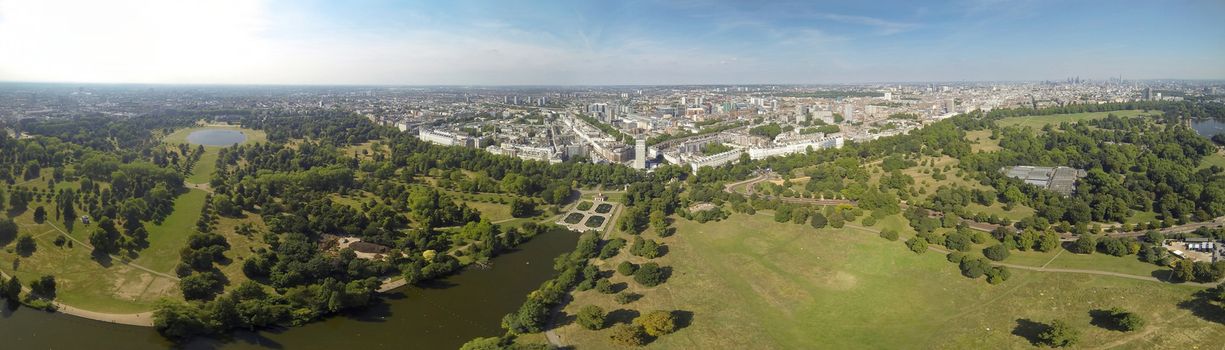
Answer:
[1192,119,1225,138]
[0,228,579,349]
[186,129,248,146]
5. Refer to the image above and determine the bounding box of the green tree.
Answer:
[509,198,536,218]
[1071,235,1096,254]
[1036,231,1060,252]
[810,213,828,229]
[1038,319,1080,347]
[983,244,1010,261]
[15,234,36,256]
[33,206,47,223]
[1106,308,1144,332]
[906,237,928,254]
[576,305,606,330]
[634,262,666,287]
[617,261,637,276]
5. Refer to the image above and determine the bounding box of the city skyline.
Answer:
[1,0,1223,85]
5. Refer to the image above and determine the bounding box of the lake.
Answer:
[0,228,579,349]
[1192,119,1225,138]
[186,129,248,146]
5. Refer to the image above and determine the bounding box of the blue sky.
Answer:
[0,0,1222,84]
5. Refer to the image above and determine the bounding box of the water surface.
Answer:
[0,229,579,349]
[186,129,248,146]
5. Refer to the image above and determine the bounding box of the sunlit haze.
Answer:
[1,0,1223,85]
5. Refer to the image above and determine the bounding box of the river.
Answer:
[0,228,578,349]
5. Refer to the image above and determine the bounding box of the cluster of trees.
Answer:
[945,252,1011,284]
[607,310,680,347]
[154,278,380,340]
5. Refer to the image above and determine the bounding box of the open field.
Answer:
[966,129,1001,152]
[129,189,208,273]
[997,110,1160,130]
[0,188,209,313]
[1201,150,1225,170]
[549,212,1224,349]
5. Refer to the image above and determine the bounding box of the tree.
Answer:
[180,271,224,301]
[1105,308,1144,332]
[986,266,1011,284]
[1071,235,1096,254]
[459,337,503,350]
[906,237,928,254]
[617,261,638,276]
[33,206,47,223]
[634,262,666,287]
[1038,319,1079,347]
[635,310,678,337]
[15,234,36,256]
[1172,259,1195,282]
[509,198,536,218]
[1036,231,1060,252]
[609,324,647,346]
[576,305,606,330]
[809,213,827,229]
[153,300,212,340]
[29,275,56,298]
[1,275,20,301]
[0,218,17,244]
[983,244,1010,261]
[1099,237,1129,256]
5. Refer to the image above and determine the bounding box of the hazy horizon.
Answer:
[2,0,1223,85]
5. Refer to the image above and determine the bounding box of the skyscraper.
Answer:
[842,105,853,123]
[634,138,647,169]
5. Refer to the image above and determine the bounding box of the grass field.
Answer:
[548,212,1225,349]
[1200,150,1225,170]
[966,129,1001,152]
[997,110,1160,130]
[129,189,207,273]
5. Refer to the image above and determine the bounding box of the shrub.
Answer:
[615,292,641,304]
[1038,319,1079,347]
[983,244,1010,261]
[634,310,678,337]
[617,261,638,276]
[609,324,647,346]
[879,229,899,241]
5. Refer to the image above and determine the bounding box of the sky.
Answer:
[0,0,1222,85]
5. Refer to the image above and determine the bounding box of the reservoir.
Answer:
[0,228,579,349]
[186,129,248,146]
[1192,118,1225,138]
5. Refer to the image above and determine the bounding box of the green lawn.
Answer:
[1200,150,1225,170]
[997,110,1161,130]
[129,189,207,273]
[966,129,1000,152]
[547,212,1225,349]
[1005,248,1169,278]
[463,201,513,222]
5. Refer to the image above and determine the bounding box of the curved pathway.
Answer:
[0,269,155,326]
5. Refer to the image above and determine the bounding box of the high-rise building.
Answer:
[842,105,853,123]
[680,96,687,105]
[633,138,647,170]
[944,99,956,114]
[883,92,892,101]
[1143,87,1153,101]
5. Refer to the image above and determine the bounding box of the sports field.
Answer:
[549,212,1225,349]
